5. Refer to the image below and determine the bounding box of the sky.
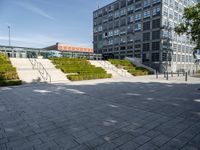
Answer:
[0,0,113,48]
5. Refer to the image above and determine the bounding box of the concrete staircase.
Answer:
[37,59,69,83]
[10,58,44,83]
[89,60,133,79]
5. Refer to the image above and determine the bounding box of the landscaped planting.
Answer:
[50,58,112,81]
[0,53,21,86]
[109,59,150,76]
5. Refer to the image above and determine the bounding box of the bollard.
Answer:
[156,70,158,79]
[185,72,188,81]
[164,71,166,78]
[178,71,179,77]
[193,70,195,75]
[166,72,168,80]
[171,71,173,77]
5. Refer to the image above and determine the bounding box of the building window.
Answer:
[135,13,142,21]
[144,0,151,8]
[120,18,126,26]
[152,30,160,40]
[120,9,126,16]
[152,0,161,5]
[127,6,134,14]
[153,7,160,16]
[143,10,151,18]
[114,29,119,36]
[135,23,142,31]
[108,39,113,45]
[152,42,160,51]
[152,53,160,62]
[143,43,150,51]
[143,21,151,31]
[135,3,142,11]
[135,44,141,48]
[120,46,126,50]
[127,16,134,24]
[143,32,150,41]
[152,19,160,29]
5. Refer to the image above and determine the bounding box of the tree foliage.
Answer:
[174,2,200,54]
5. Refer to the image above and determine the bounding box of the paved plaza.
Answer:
[0,77,200,150]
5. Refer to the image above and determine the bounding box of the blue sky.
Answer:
[0,0,113,48]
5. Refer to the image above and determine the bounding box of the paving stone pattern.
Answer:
[0,81,200,150]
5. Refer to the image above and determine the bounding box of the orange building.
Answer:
[45,43,93,53]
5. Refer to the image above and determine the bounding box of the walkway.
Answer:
[0,77,200,150]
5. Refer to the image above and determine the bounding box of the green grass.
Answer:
[0,53,21,86]
[50,58,112,81]
[108,59,151,76]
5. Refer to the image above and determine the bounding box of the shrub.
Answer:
[0,80,22,86]
[50,57,112,81]
[108,59,150,76]
[197,70,200,74]
[0,53,21,86]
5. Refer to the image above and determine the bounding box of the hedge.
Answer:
[108,59,150,76]
[50,58,112,81]
[0,80,22,86]
[0,53,21,86]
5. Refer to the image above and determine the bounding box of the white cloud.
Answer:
[14,1,55,21]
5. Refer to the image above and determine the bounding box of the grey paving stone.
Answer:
[0,81,199,149]
[150,134,170,147]
[85,137,106,149]
[118,141,139,150]
[111,134,134,146]
[94,142,117,150]
[136,142,159,150]
[132,135,151,145]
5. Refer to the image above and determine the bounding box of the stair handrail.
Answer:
[28,54,51,83]
[99,61,127,77]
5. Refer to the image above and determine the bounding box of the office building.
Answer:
[93,0,197,72]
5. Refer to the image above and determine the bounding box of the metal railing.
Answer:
[99,61,127,77]
[28,55,51,83]
[155,70,199,82]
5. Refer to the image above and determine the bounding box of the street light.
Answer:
[8,26,11,46]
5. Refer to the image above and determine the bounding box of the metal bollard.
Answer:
[185,72,188,81]
[156,70,158,79]
[164,71,166,78]
[166,72,168,80]
[178,71,179,77]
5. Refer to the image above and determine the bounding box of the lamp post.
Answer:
[8,26,11,46]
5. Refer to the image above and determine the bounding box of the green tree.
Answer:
[174,2,200,56]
